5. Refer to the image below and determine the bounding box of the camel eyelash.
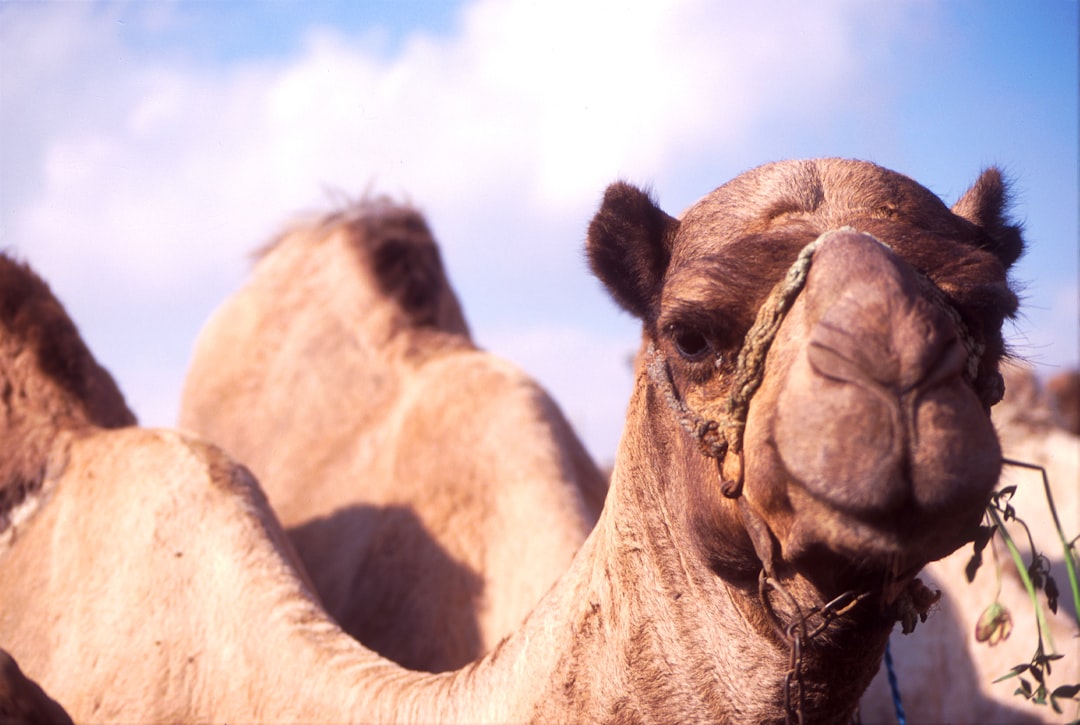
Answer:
[669,326,711,360]
[664,325,729,377]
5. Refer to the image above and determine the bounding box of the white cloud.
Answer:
[8,0,899,284]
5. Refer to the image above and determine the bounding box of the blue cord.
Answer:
[884,639,907,725]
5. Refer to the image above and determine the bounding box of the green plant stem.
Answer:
[1004,458,1080,625]
[988,505,1055,654]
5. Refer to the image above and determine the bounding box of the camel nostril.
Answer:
[805,273,966,395]
[806,317,899,389]
[806,339,872,385]
[807,322,965,396]
[917,334,967,391]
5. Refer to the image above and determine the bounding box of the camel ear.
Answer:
[587,182,678,320]
[951,168,1024,268]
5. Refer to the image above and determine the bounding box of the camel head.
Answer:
[587,159,1022,602]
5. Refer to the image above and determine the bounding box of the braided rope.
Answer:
[645,349,733,459]
[645,229,833,497]
[645,234,827,461]
[719,231,827,453]
[647,227,984,486]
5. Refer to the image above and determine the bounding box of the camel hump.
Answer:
[1,253,135,543]
[0,254,134,429]
[355,202,449,328]
[257,197,468,335]
[304,198,457,330]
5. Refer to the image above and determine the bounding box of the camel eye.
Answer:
[671,327,712,362]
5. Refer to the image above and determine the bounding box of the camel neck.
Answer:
[422,471,798,723]
[239,437,887,723]
[447,376,891,724]
[340,380,893,723]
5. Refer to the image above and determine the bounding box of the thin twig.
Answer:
[1003,458,1080,626]
[987,505,1053,654]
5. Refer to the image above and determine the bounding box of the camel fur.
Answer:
[0,158,1026,722]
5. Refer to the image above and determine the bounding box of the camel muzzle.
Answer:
[773,230,1001,565]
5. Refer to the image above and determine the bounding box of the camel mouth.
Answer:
[771,360,1002,566]
[779,461,995,581]
[792,534,976,617]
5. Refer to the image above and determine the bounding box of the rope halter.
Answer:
[646,226,984,500]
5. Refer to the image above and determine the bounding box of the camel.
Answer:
[1,157,1024,722]
[862,365,1080,723]
[0,252,459,721]
[179,198,608,671]
[190,158,1023,720]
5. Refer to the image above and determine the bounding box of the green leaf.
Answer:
[1028,554,1051,591]
[973,524,996,551]
[965,526,996,582]
[1035,653,1064,669]
[965,550,983,583]
[995,663,1030,683]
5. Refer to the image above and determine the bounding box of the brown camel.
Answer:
[179,198,608,671]
[1,158,1024,722]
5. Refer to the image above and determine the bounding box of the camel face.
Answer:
[588,158,1021,592]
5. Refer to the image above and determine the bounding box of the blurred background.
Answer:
[2,0,1076,466]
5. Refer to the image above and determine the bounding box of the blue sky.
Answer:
[2,0,1077,463]
[115,1,460,61]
